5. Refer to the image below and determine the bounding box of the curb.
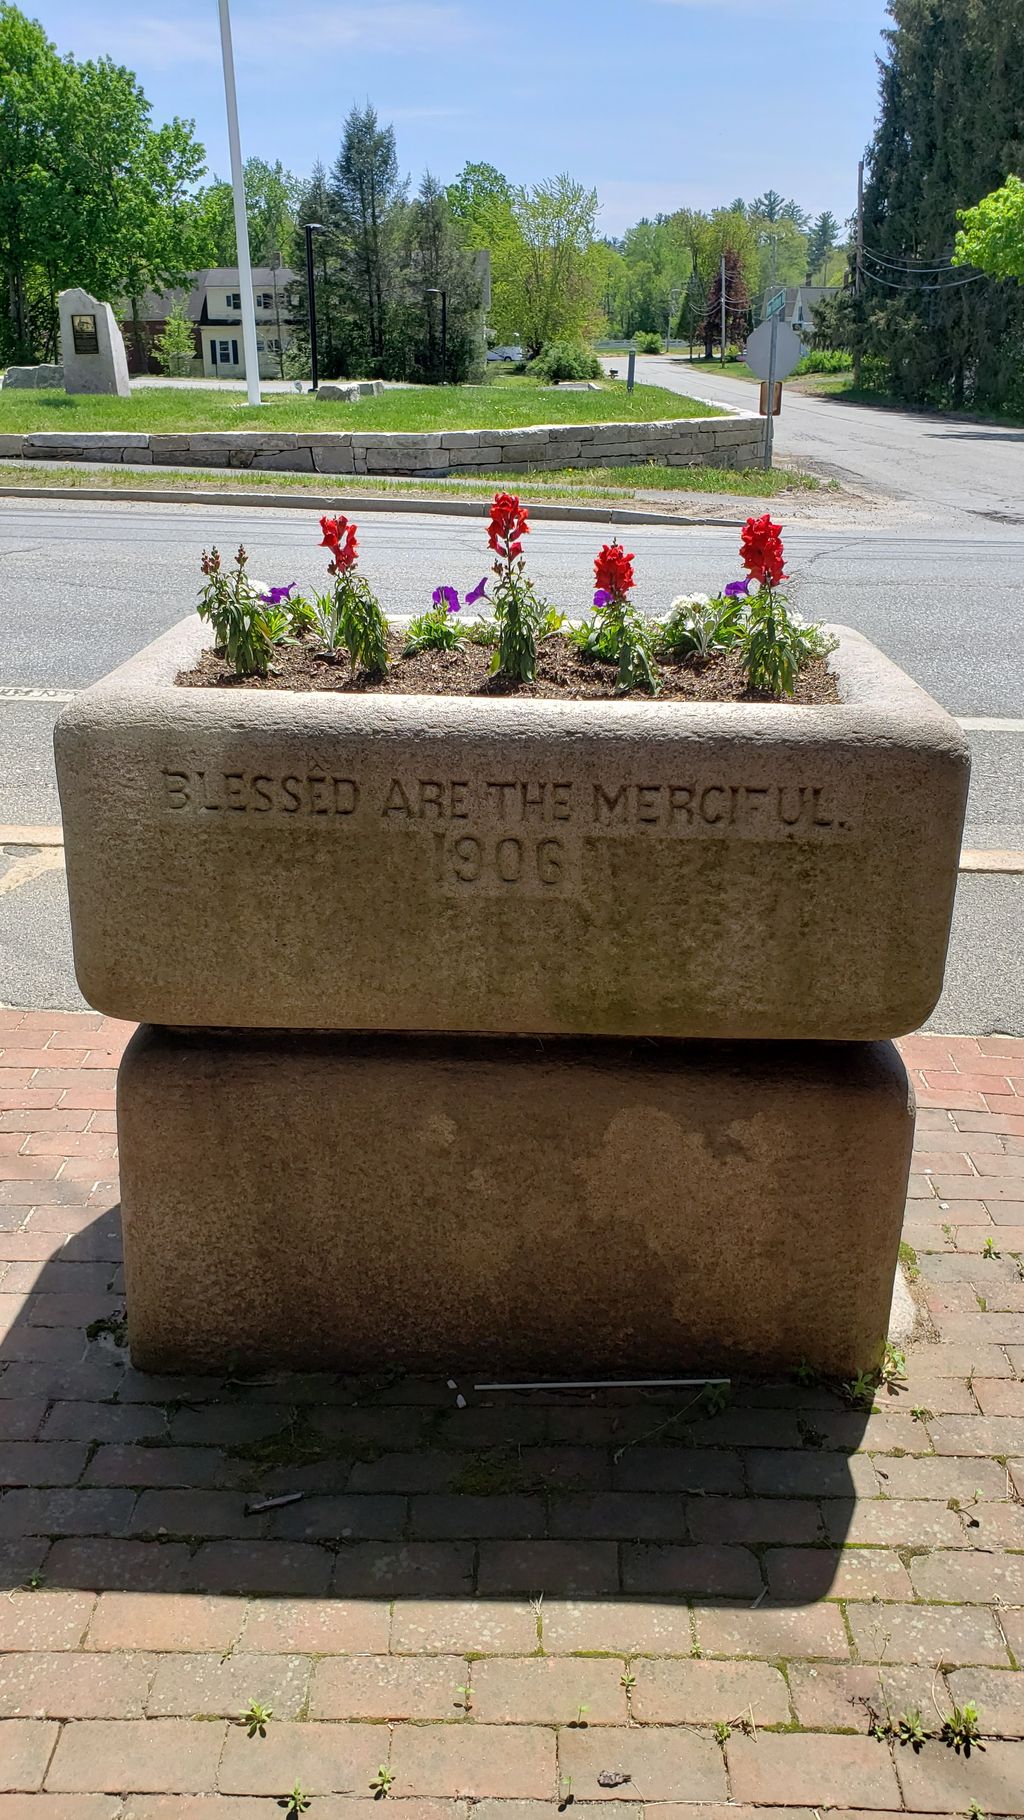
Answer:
[0,481,746,530]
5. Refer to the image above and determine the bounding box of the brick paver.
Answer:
[0,1014,1023,1813]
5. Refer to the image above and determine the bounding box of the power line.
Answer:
[861,265,985,292]
[863,246,965,274]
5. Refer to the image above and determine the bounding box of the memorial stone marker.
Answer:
[58,287,131,396]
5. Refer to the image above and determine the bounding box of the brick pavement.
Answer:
[0,1010,1023,1815]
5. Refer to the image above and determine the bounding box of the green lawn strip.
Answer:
[0,459,818,504]
[0,377,721,434]
[796,377,1024,426]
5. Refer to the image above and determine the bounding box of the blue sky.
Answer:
[34,0,891,235]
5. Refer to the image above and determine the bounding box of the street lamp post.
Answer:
[216,0,261,407]
[426,287,448,385]
[304,223,326,391]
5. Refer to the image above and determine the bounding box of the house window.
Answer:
[218,340,232,364]
[266,337,281,352]
[256,292,273,309]
[256,339,265,352]
[226,292,241,309]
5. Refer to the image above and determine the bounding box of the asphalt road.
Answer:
[1,496,1022,1034]
[620,354,1024,528]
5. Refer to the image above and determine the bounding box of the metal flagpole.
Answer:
[217,0,262,406]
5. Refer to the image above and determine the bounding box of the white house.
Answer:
[778,286,841,336]
[122,268,301,378]
[192,267,299,379]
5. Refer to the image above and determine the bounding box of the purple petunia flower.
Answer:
[432,584,461,614]
[724,578,753,598]
[465,576,489,607]
[260,583,296,605]
[593,588,613,609]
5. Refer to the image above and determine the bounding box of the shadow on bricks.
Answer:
[0,1201,869,1605]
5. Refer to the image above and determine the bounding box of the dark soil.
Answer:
[178,633,839,705]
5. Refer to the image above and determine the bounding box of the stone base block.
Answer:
[117,1028,914,1378]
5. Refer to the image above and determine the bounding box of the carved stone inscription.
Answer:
[160,766,860,896]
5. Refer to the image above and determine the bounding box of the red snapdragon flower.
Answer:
[739,514,787,589]
[594,541,635,598]
[320,513,358,574]
[487,492,530,560]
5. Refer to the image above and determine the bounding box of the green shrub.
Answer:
[635,331,663,354]
[793,348,852,375]
[529,341,603,383]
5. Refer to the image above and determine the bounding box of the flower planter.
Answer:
[55,614,968,1041]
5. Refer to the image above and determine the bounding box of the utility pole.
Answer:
[720,253,727,365]
[217,0,261,407]
[854,158,864,386]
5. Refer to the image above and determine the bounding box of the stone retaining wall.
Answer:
[0,411,765,477]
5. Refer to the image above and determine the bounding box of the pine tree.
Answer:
[851,0,1024,410]
[806,211,839,282]
[330,104,405,370]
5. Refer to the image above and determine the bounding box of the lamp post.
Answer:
[304,222,326,391]
[216,0,261,406]
[426,287,448,385]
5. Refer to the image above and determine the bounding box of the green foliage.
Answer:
[881,1341,907,1387]
[279,1786,311,1815]
[982,1235,1001,1259]
[243,1699,273,1738]
[403,602,467,654]
[635,330,663,353]
[699,1381,731,1417]
[203,157,300,268]
[792,348,852,375]
[576,595,660,696]
[740,586,834,697]
[849,0,1024,411]
[152,300,197,377]
[806,210,841,283]
[660,593,744,661]
[196,546,288,677]
[896,1708,927,1751]
[713,1722,731,1744]
[491,569,548,683]
[955,175,1024,283]
[0,3,212,363]
[529,341,603,382]
[843,1370,878,1412]
[941,1701,984,1756]
[314,575,390,677]
[370,1765,395,1797]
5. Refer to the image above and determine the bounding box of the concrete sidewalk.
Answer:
[0,1011,1022,1814]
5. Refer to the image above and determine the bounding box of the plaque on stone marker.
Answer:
[72,314,99,355]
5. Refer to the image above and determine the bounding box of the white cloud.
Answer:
[61,2,476,70]
[238,3,477,61]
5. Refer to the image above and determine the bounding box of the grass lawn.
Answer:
[0,376,722,434]
[0,458,820,506]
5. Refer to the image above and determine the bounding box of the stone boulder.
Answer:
[1,364,64,389]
